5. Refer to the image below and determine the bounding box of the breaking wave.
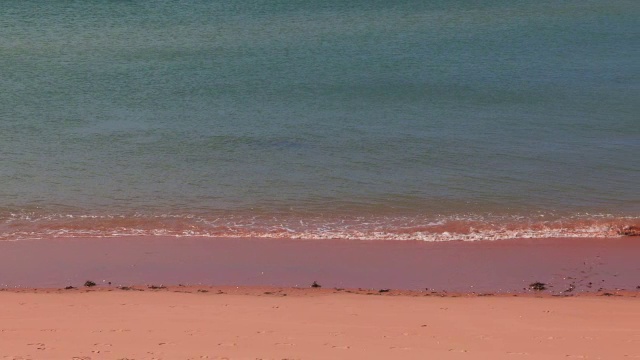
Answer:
[0,210,637,242]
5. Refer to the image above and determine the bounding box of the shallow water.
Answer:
[1,0,638,240]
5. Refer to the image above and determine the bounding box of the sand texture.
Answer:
[1,288,639,360]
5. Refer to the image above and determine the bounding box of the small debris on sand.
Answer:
[529,282,547,291]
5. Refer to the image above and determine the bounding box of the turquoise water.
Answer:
[1,0,638,240]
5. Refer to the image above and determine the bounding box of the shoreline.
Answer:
[2,213,636,242]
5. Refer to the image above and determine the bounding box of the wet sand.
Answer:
[1,236,639,292]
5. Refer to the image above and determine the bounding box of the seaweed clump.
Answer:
[529,282,547,291]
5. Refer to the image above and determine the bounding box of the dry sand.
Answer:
[1,287,639,360]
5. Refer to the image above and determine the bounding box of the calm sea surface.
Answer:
[1,0,638,241]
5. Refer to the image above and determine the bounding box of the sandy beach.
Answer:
[1,286,639,360]
[1,236,639,359]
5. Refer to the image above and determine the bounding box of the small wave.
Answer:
[0,211,636,242]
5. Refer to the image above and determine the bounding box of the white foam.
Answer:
[0,212,635,242]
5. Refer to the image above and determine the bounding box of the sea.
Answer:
[1,0,638,242]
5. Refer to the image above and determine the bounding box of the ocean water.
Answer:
[1,0,638,241]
